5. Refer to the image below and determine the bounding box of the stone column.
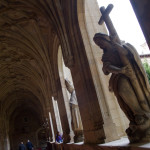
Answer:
[56,79,70,143]
[47,119,53,142]
[59,0,107,143]
[48,99,58,142]
[69,63,105,144]
[71,104,84,143]
[130,0,150,49]
[45,107,53,142]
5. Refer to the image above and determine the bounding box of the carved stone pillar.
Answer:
[71,104,84,143]
[58,0,106,143]
[69,63,105,144]
[47,120,53,142]
[45,107,53,142]
[49,100,58,142]
[56,79,70,143]
[130,0,150,49]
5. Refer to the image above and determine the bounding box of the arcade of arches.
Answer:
[0,0,150,150]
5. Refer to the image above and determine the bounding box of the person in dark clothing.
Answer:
[19,142,26,150]
[26,140,33,150]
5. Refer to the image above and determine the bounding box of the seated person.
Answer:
[55,132,63,143]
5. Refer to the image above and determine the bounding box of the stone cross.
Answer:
[99,4,121,44]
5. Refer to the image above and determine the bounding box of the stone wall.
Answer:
[77,0,129,141]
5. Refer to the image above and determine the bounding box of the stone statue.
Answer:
[93,4,150,143]
[65,79,83,142]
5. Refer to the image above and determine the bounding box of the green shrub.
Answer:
[143,59,150,83]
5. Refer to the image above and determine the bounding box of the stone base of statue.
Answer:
[126,117,150,143]
[74,130,84,143]
[63,134,71,143]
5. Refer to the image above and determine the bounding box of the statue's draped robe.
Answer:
[102,43,150,123]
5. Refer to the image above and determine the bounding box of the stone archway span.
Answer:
[0,0,109,147]
[3,91,44,118]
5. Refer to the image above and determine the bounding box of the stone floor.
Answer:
[54,137,150,150]
[100,137,150,148]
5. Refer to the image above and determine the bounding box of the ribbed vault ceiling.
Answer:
[0,0,60,118]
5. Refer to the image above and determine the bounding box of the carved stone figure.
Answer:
[65,79,83,142]
[93,32,150,142]
[93,3,150,143]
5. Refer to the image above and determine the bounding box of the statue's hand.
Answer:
[121,65,133,77]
